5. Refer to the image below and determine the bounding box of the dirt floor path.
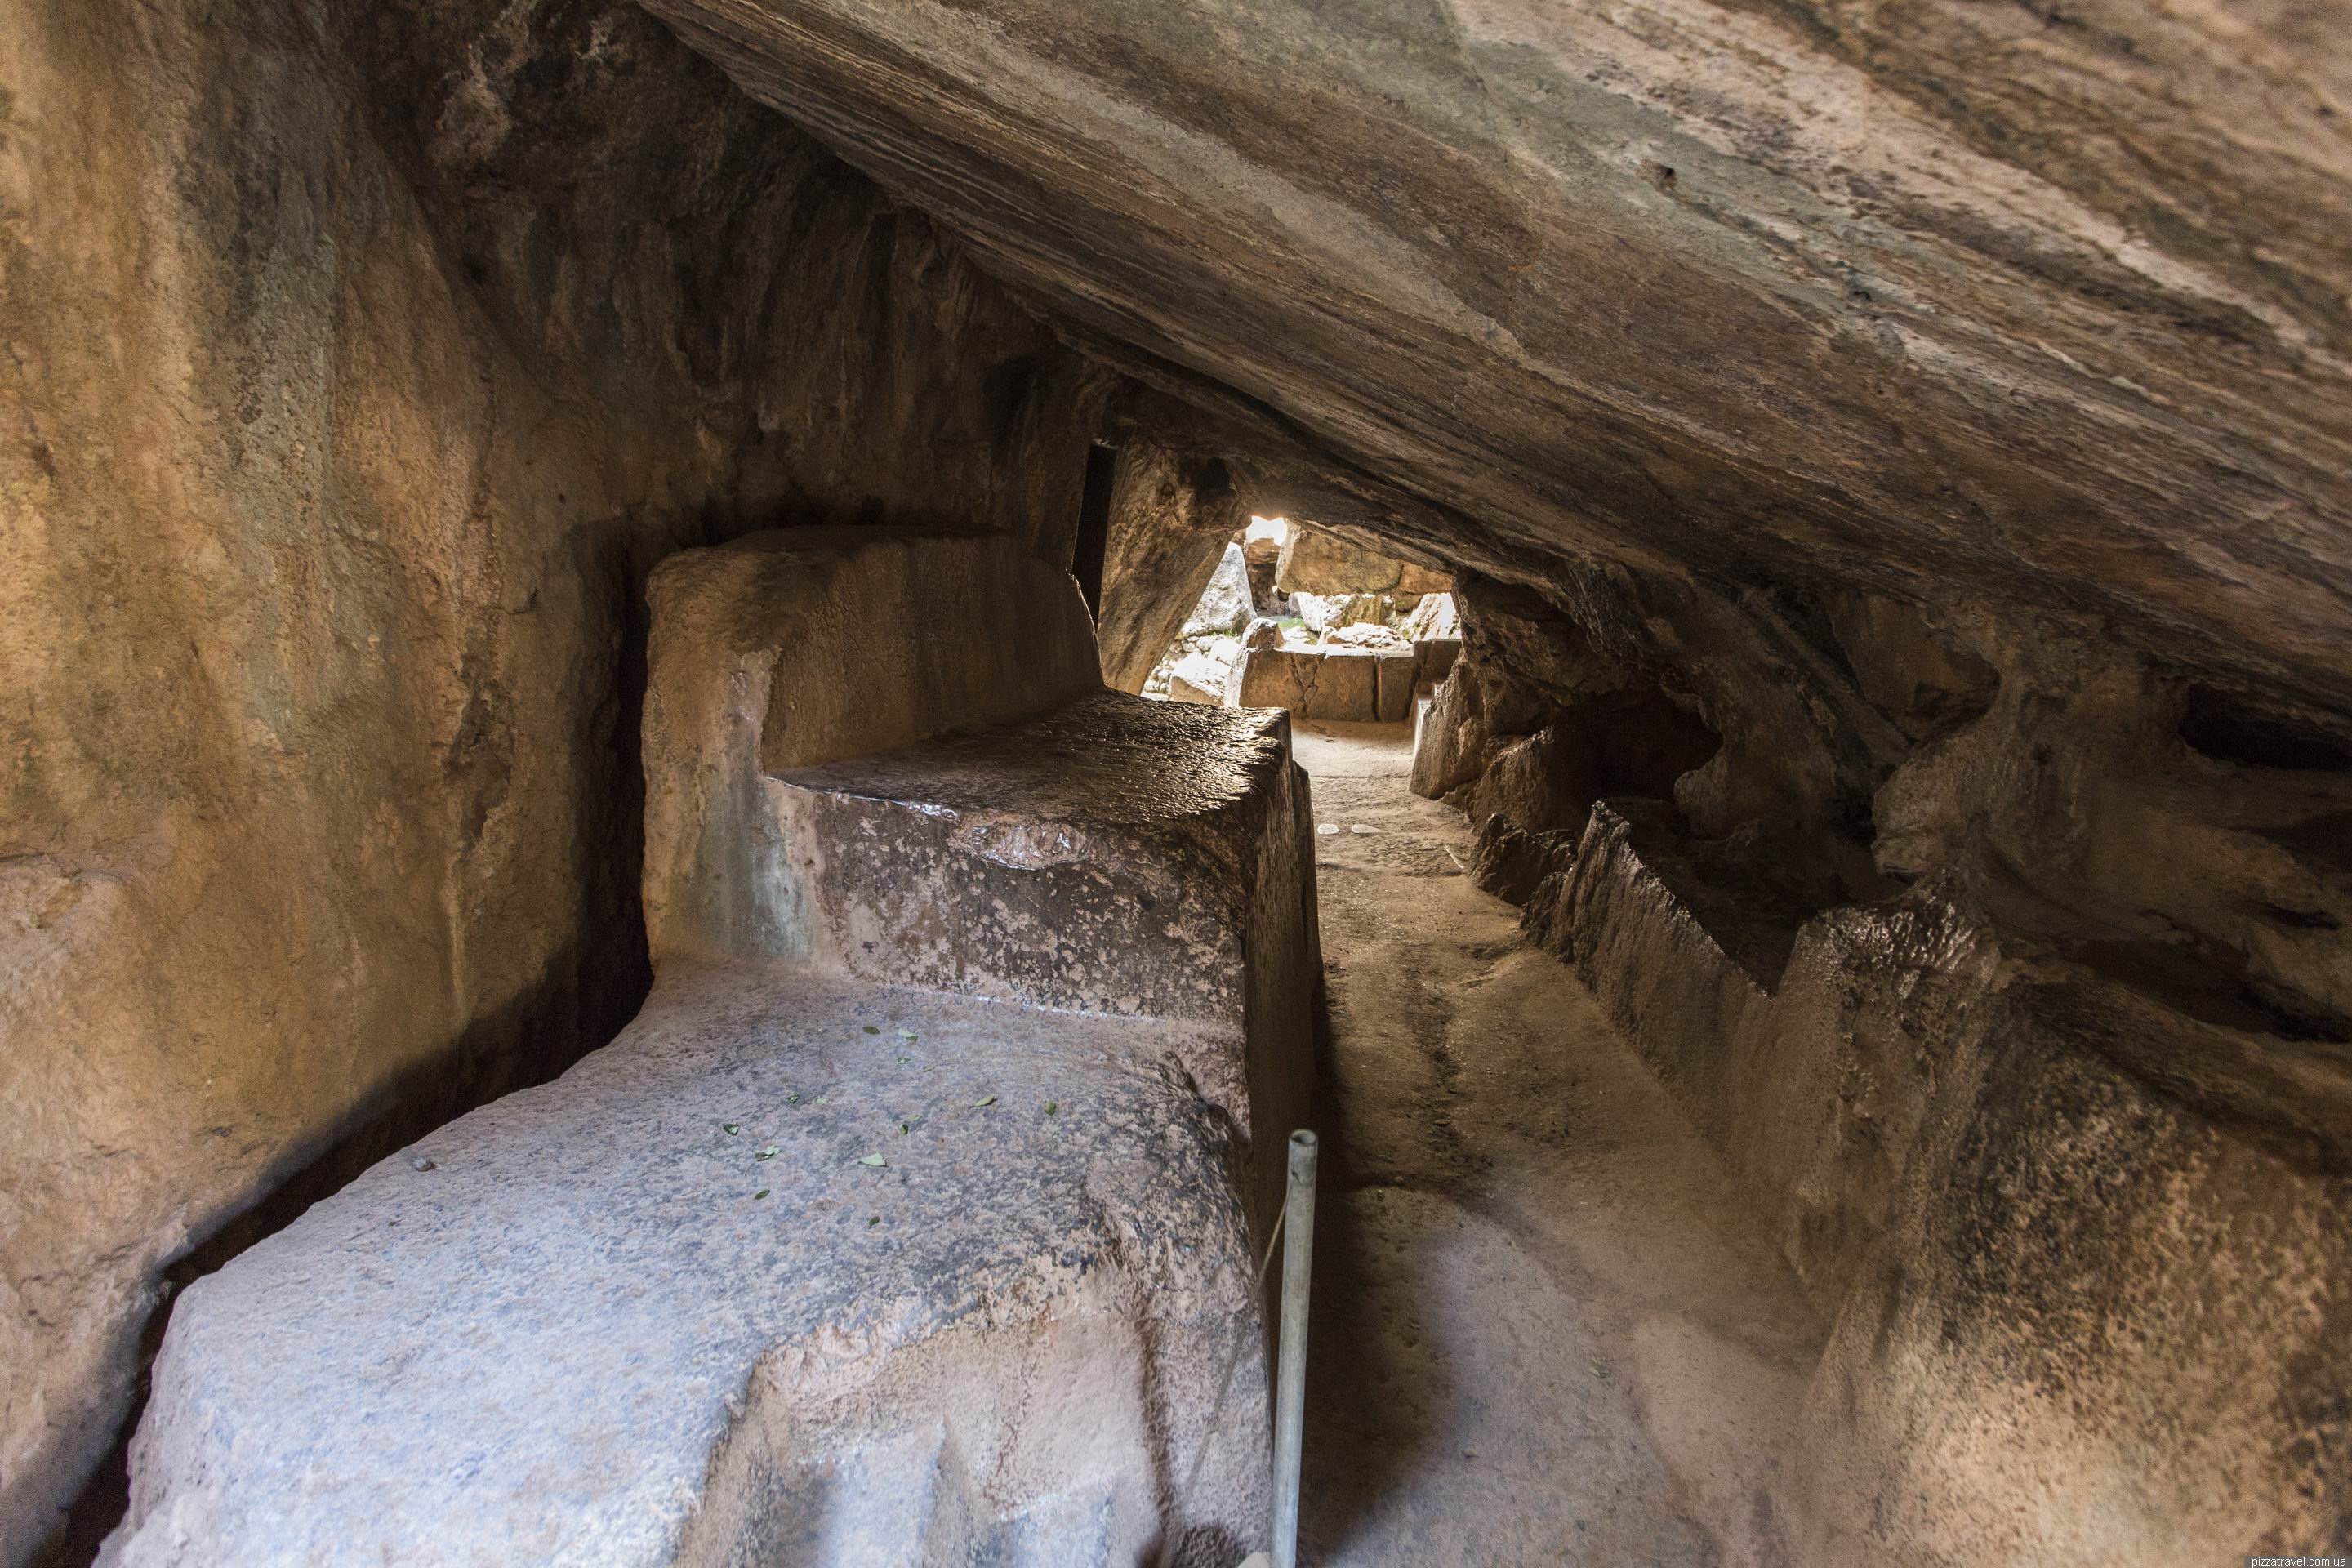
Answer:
[1290,724,1825,1567]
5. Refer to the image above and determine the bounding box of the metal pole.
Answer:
[1271,1129,1318,1568]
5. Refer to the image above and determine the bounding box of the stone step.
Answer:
[772,692,1302,1031]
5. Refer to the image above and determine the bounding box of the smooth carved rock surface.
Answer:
[1232,644,1420,724]
[640,527,1102,971]
[101,971,1272,1567]
[646,0,2352,729]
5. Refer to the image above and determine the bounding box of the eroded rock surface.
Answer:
[1517,802,2352,1561]
[0,2,1121,1554]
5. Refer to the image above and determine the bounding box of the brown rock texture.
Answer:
[0,2,1108,1555]
[646,0,2352,734]
[1094,442,1248,693]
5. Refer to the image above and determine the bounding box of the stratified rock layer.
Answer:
[646,0,2352,730]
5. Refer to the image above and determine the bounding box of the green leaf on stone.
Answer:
[863,1026,880,1036]
[757,1145,778,1160]
[723,1123,739,1134]
[867,1216,880,1227]
[897,1029,918,1040]
[754,1189,769,1200]
[786,1094,800,1104]
[973,1096,996,1107]
[1045,1101,1058,1116]
[859,1153,887,1167]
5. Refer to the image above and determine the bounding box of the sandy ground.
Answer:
[1290,724,1824,1567]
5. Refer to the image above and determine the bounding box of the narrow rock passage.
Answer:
[1291,724,1825,1566]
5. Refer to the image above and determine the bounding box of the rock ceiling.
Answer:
[644,0,2352,721]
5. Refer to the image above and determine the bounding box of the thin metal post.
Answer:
[1272,1129,1318,1568]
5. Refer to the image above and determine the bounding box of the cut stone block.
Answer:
[1303,648,1377,720]
[1373,648,1417,723]
[1231,644,1396,722]
[770,693,1316,1099]
[1414,635,1462,690]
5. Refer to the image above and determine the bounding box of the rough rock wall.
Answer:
[640,0,2352,739]
[1516,803,2351,1561]
[1421,563,2352,1559]
[0,2,1106,1557]
[1094,440,1246,693]
[603,0,2349,1556]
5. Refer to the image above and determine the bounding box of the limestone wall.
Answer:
[0,2,1106,1556]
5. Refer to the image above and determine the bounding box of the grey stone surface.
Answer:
[101,972,1272,1567]
[1231,646,1407,724]
[1183,544,1254,637]
[774,693,1303,1035]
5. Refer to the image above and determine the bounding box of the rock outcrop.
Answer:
[1094,443,1246,694]
[1516,801,2351,1561]
[1415,565,2352,1559]
[100,529,1321,1565]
